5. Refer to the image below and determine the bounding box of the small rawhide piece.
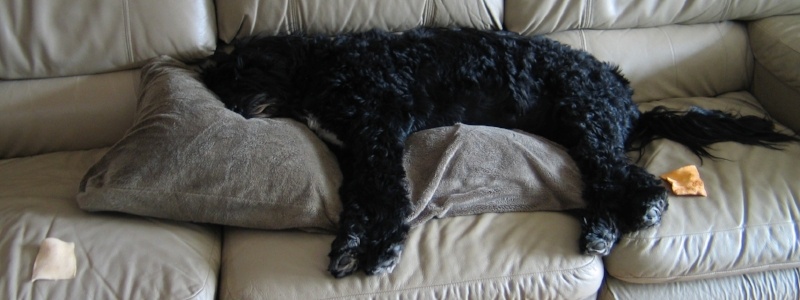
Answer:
[31,238,77,282]
[660,165,708,197]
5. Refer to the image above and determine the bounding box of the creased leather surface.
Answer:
[600,268,800,300]
[505,0,800,35]
[0,0,216,79]
[221,213,603,300]
[215,0,503,42]
[0,149,221,300]
[605,92,800,284]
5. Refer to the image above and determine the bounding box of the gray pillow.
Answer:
[78,56,343,231]
[77,56,585,232]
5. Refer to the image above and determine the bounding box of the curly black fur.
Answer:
[201,27,799,278]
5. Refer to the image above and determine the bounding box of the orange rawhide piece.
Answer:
[660,165,707,197]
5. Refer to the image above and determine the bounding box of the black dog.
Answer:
[201,27,798,278]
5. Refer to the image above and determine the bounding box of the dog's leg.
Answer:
[548,98,668,256]
[327,126,412,277]
[570,146,629,256]
[617,164,669,230]
[575,161,668,255]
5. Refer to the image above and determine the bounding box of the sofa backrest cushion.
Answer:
[505,0,800,35]
[0,0,217,80]
[547,22,752,103]
[503,1,800,102]
[215,0,503,42]
[0,71,139,158]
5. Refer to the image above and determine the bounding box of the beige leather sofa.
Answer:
[2,1,799,299]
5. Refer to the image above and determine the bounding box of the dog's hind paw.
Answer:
[361,222,409,276]
[621,185,669,230]
[624,168,669,230]
[641,196,667,228]
[363,244,404,276]
[583,238,612,256]
[580,215,619,256]
[328,251,360,278]
[328,232,362,278]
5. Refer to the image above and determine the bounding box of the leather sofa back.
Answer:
[0,0,216,80]
[548,22,752,103]
[0,71,139,158]
[2,0,799,158]
[0,0,216,158]
[505,0,800,35]
[215,0,503,42]
[503,0,800,102]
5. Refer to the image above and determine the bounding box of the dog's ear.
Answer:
[247,94,281,118]
[251,103,272,118]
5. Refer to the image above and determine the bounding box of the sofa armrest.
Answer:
[749,15,800,133]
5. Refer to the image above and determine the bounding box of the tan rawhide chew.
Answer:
[31,238,76,282]
[660,165,707,197]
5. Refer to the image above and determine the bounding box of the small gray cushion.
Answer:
[78,57,343,230]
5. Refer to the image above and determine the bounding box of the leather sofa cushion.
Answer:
[600,268,800,300]
[0,149,220,299]
[220,212,603,300]
[0,0,216,79]
[215,0,503,42]
[547,22,751,103]
[0,71,138,159]
[505,0,800,35]
[604,92,800,283]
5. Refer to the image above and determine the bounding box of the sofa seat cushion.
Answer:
[605,91,800,283]
[220,212,603,300]
[599,267,800,300]
[0,149,220,300]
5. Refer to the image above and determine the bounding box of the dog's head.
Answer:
[201,34,306,119]
[201,54,284,119]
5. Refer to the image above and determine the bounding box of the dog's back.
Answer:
[204,27,635,139]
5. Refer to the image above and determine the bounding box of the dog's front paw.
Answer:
[580,215,619,256]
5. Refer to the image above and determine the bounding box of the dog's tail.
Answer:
[627,106,799,158]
